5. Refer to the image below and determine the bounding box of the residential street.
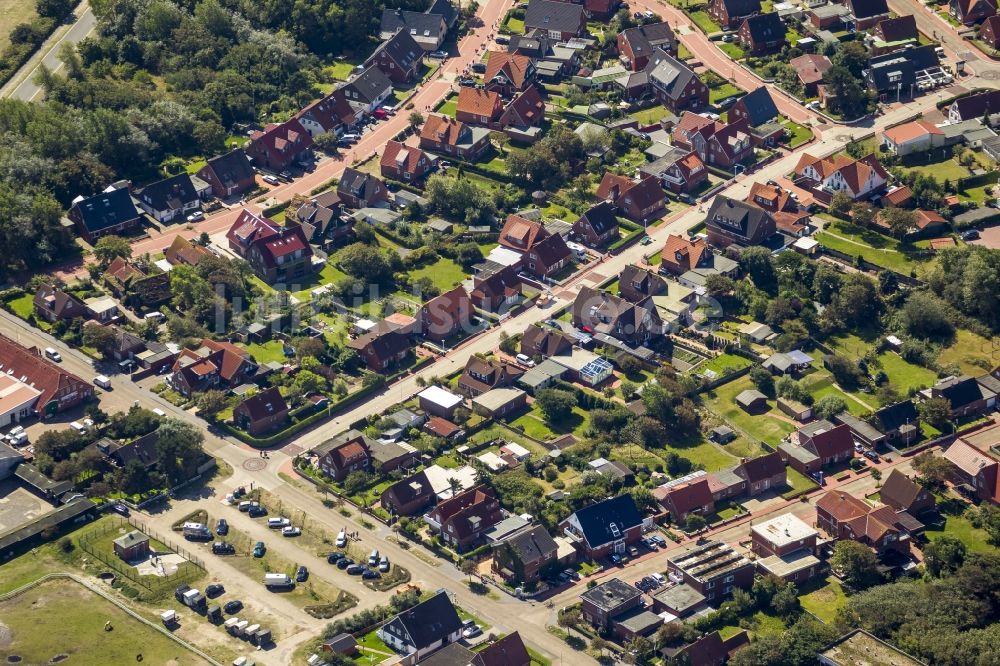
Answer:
[8,1,1000,664]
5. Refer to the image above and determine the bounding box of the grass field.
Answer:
[689,10,722,34]
[802,373,873,415]
[799,576,847,623]
[0,0,39,53]
[241,340,288,364]
[508,404,590,441]
[696,353,753,378]
[407,256,468,292]
[877,351,937,392]
[0,580,212,665]
[290,261,350,301]
[632,104,671,125]
[710,83,743,105]
[438,98,458,117]
[925,508,995,553]
[702,375,796,445]
[816,217,937,277]
[718,42,745,60]
[5,292,33,319]
[782,119,813,148]
[663,437,739,473]
[937,329,999,376]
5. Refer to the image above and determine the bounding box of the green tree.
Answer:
[535,388,577,422]
[37,0,73,19]
[195,390,228,419]
[82,323,117,356]
[911,449,953,488]
[881,206,918,238]
[154,418,205,485]
[685,514,706,532]
[918,397,951,430]
[924,535,966,577]
[902,291,954,340]
[831,540,880,589]
[829,190,852,218]
[750,365,775,396]
[814,395,848,420]
[93,235,133,265]
[408,111,424,131]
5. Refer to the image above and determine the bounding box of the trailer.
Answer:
[244,623,260,640]
[182,522,212,540]
[235,620,249,637]
[263,572,292,588]
[207,605,223,623]
[224,617,240,633]
[160,610,177,626]
[252,628,272,646]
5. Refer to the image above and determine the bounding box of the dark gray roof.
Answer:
[570,494,643,548]
[417,643,476,666]
[525,0,586,34]
[951,90,1000,121]
[577,201,619,236]
[427,0,458,27]
[871,400,917,433]
[72,187,141,234]
[706,195,775,243]
[646,49,700,102]
[382,591,462,650]
[653,582,706,615]
[737,87,779,127]
[935,375,993,408]
[742,12,785,44]
[368,29,424,71]
[136,173,198,213]
[721,0,763,16]
[381,9,445,39]
[866,45,938,92]
[343,66,393,104]
[205,149,254,190]
[849,0,889,20]
[502,524,557,562]
[581,578,641,611]
[620,22,676,57]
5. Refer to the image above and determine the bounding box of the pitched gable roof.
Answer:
[848,0,890,20]
[875,14,918,42]
[484,51,533,89]
[457,86,502,118]
[420,114,472,147]
[524,0,586,33]
[165,235,212,266]
[742,12,785,44]
[800,422,854,459]
[386,590,463,650]
[72,187,141,234]
[943,438,998,478]
[736,87,779,126]
[0,334,90,415]
[706,195,775,242]
[203,149,254,190]
[33,285,86,319]
[662,234,709,272]
[501,525,558,564]
[790,54,832,85]
[620,22,676,58]
[368,27,423,71]
[136,173,198,212]
[473,632,531,666]
[720,0,763,15]
[816,489,870,523]
[659,477,714,515]
[879,470,929,512]
[235,387,288,422]
[576,200,619,235]
[343,66,393,104]
[500,85,546,126]
[736,452,784,483]
[499,214,549,250]
[646,50,700,102]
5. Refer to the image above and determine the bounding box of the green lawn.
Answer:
[816,218,938,277]
[784,466,819,495]
[438,99,458,117]
[0,0,38,53]
[678,43,693,61]
[696,353,753,378]
[509,404,590,440]
[877,352,937,392]
[184,158,207,175]
[407,256,468,292]
[802,373,873,415]
[506,17,524,33]
[5,292,34,319]
[781,119,813,148]
[689,10,722,34]
[900,157,972,182]
[0,580,213,665]
[937,329,998,376]
[241,340,288,364]
[662,437,739,473]
[290,261,350,301]
[632,104,671,125]
[702,375,796,445]
[710,83,743,105]
[925,509,994,553]
[326,60,362,81]
[799,576,848,623]
[718,42,745,60]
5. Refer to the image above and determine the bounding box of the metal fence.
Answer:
[77,517,205,598]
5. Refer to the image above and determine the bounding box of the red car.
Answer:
[373,108,387,120]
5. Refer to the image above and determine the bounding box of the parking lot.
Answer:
[0,480,52,532]
[971,224,1000,250]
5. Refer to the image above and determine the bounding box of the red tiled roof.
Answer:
[457,87,501,118]
[790,54,832,86]
[0,334,90,415]
[662,234,707,272]
[499,214,548,250]
[816,489,870,523]
[420,114,470,147]
[659,478,713,516]
[484,51,533,88]
[380,140,430,176]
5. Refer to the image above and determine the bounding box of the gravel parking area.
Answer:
[0,480,52,532]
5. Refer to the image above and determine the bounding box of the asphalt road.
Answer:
[1,3,97,101]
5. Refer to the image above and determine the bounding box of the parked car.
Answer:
[864,449,880,463]
[961,230,980,241]
[253,541,266,558]
[462,624,482,638]
[346,564,365,575]
[610,553,622,565]
[262,174,279,185]
[248,505,267,518]
[336,530,347,548]
[429,50,449,59]
[223,600,243,614]
[267,517,291,529]
[111,503,130,517]
[282,526,302,537]
[379,556,390,573]
[186,211,205,222]
[44,347,61,362]
[458,78,476,87]
[337,558,354,570]
[368,550,380,567]
[206,583,224,597]
[296,566,309,582]
[212,542,235,555]
[216,518,228,536]
[362,569,381,580]
[327,552,344,564]
[472,62,487,73]
[278,171,293,182]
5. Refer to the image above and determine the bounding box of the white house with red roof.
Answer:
[880,120,945,157]
[794,153,889,201]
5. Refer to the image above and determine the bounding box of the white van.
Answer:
[69,421,87,434]
[94,375,112,389]
[267,517,290,529]
[152,408,166,417]
[263,573,292,588]
[336,530,347,548]
[44,347,61,362]
[144,311,165,322]
[368,549,379,567]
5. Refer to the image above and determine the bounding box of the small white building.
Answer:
[417,385,464,419]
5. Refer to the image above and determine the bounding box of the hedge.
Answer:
[608,225,646,253]
[261,201,291,218]
[0,17,58,88]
